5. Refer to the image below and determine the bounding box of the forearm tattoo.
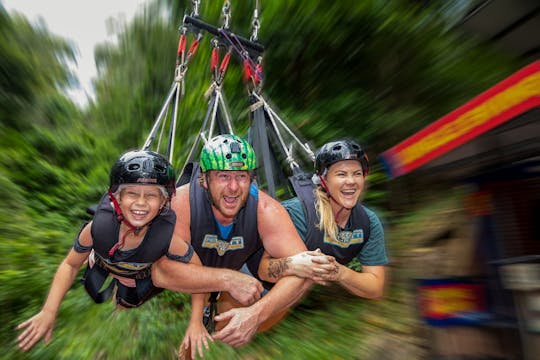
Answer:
[267,257,291,279]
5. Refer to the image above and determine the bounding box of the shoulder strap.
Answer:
[289,171,317,225]
[177,161,201,187]
[357,205,371,243]
[81,264,116,304]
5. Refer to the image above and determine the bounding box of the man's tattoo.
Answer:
[267,257,291,279]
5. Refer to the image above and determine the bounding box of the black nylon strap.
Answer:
[288,172,316,217]
[203,292,220,333]
[166,241,195,263]
[81,265,116,304]
[115,278,164,308]
[250,103,276,197]
[72,222,91,253]
[73,237,92,253]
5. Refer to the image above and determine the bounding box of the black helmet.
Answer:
[315,140,369,176]
[109,150,176,198]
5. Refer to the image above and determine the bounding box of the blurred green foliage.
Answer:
[0,0,521,358]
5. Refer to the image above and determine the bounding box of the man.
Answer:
[152,134,311,355]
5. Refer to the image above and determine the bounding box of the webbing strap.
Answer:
[289,172,314,201]
[203,292,220,333]
[177,162,195,187]
[143,24,202,162]
[250,102,277,197]
[81,265,116,304]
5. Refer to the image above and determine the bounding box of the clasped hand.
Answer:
[289,249,339,285]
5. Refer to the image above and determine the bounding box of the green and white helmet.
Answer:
[200,134,257,172]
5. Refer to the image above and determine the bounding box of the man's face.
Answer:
[204,170,251,221]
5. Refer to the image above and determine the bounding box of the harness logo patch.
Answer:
[324,229,364,248]
[202,235,245,256]
[93,251,152,279]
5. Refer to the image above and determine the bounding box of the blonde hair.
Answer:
[314,187,339,241]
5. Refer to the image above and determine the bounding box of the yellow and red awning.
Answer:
[380,61,540,178]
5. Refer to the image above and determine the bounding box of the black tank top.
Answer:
[300,190,371,265]
[190,175,262,270]
[90,193,175,277]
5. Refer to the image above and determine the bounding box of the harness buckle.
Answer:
[203,292,220,333]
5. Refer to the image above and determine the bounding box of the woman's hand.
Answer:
[289,249,338,284]
[16,309,57,351]
[178,320,213,360]
[311,256,342,283]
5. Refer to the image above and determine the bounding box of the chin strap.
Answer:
[203,173,216,208]
[107,190,143,257]
[314,174,350,225]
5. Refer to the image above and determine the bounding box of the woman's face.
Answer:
[118,185,166,228]
[324,160,365,210]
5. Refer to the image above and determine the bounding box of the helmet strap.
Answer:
[318,175,352,225]
[203,173,217,208]
[107,190,144,256]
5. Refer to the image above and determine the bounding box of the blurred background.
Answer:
[1,0,538,359]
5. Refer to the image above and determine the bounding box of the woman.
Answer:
[16,150,195,351]
[256,139,388,298]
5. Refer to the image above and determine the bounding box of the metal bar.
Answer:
[183,15,264,56]
[208,89,220,138]
[180,92,217,173]
[168,83,182,163]
[263,102,296,169]
[217,89,234,134]
[143,82,178,150]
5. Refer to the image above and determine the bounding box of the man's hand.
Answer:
[212,306,260,347]
[224,271,263,306]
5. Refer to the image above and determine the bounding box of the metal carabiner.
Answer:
[191,0,200,17]
[250,7,260,41]
[175,64,188,83]
[250,19,260,41]
[222,1,231,29]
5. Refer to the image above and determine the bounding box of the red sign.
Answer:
[380,61,540,178]
[417,278,489,326]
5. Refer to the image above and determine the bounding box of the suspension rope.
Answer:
[180,20,237,173]
[218,29,261,85]
[142,16,203,163]
[203,2,313,178]
[147,1,313,196]
[250,92,315,166]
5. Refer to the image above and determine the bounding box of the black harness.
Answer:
[296,180,371,265]
[189,164,262,270]
[247,174,372,290]
[181,162,262,331]
[80,194,175,308]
